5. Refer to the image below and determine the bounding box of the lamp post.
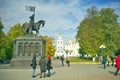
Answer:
[99,44,106,57]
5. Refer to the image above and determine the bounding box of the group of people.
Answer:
[102,55,116,69]
[31,53,120,77]
[60,55,70,67]
[102,54,120,76]
[31,54,52,78]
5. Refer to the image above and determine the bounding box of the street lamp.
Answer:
[99,44,106,56]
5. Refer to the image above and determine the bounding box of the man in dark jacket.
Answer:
[60,55,64,66]
[102,56,106,69]
[32,54,37,78]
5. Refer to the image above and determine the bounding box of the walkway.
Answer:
[0,60,119,80]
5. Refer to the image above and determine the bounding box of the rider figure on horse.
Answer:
[28,13,35,36]
[22,13,45,36]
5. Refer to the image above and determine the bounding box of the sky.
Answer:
[0,0,120,45]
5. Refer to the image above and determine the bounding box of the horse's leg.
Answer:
[36,31,38,36]
[35,31,37,36]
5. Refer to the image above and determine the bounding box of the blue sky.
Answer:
[0,0,120,45]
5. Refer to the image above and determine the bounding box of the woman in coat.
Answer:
[114,54,120,76]
[39,56,47,78]
[32,54,37,78]
[47,55,52,77]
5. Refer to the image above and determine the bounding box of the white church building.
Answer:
[54,33,80,58]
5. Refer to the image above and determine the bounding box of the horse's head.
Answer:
[34,20,45,36]
[37,20,45,27]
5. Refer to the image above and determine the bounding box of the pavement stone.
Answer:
[0,60,120,80]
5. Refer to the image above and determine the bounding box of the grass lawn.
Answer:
[69,57,97,62]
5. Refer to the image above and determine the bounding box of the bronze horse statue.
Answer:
[22,20,45,36]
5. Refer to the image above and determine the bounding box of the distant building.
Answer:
[65,39,80,57]
[54,33,80,58]
[54,33,66,57]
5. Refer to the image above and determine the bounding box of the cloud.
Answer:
[0,0,120,45]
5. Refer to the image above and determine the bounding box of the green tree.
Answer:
[99,8,119,55]
[0,18,7,60]
[7,23,24,40]
[0,48,6,60]
[76,6,120,57]
[5,39,13,60]
[5,23,24,60]
[0,18,5,38]
[43,36,56,57]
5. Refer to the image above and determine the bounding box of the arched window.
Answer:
[19,42,23,53]
[24,43,28,53]
[35,43,39,53]
[29,42,34,53]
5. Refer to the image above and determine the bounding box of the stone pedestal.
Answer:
[10,36,46,67]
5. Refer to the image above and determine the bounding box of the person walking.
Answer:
[102,56,107,69]
[47,54,52,77]
[110,56,114,66]
[107,55,110,66]
[39,56,47,78]
[60,55,64,66]
[114,54,120,76]
[31,54,37,78]
[66,57,70,67]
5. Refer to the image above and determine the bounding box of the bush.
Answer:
[0,48,6,60]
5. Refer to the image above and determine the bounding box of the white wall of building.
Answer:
[54,33,66,57]
[65,39,80,57]
[55,33,80,58]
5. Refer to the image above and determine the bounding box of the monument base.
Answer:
[10,59,40,68]
[10,36,46,67]
[10,59,32,67]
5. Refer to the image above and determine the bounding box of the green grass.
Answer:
[69,57,93,62]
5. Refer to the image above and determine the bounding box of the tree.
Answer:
[87,5,98,19]
[0,18,6,39]
[76,6,120,57]
[7,23,24,40]
[99,8,119,55]
[4,23,24,60]
[0,18,7,60]
[43,36,56,57]
[76,6,100,56]
[5,39,13,60]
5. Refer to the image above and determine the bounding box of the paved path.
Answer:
[0,60,120,80]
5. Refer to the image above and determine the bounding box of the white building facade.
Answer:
[65,39,80,57]
[54,33,80,58]
[54,33,66,57]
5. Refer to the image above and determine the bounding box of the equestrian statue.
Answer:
[22,13,45,36]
